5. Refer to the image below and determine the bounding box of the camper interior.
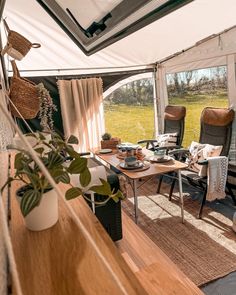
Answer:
[1,0,236,294]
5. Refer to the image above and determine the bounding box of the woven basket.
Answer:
[1,19,40,60]
[101,138,121,149]
[9,60,40,119]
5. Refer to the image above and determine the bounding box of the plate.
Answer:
[119,161,143,170]
[98,149,112,154]
[117,143,140,150]
[149,156,173,163]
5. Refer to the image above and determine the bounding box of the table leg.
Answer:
[133,179,138,224]
[177,170,184,223]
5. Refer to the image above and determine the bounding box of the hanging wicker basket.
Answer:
[1,19,41,60]
[9,60,40,119]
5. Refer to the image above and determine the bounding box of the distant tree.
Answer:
[105,78,154,105]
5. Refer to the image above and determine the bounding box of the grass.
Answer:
[104,93,228,148]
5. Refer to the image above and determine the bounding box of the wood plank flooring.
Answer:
[117,212,203,295]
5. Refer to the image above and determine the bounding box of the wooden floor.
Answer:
[116,212,203,295]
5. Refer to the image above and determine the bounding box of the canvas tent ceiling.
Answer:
[2,0,236,76]
[36,0,192,55]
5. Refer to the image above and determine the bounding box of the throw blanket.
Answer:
[206,156,228,201]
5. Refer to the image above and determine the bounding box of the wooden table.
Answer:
[92,150,187,223]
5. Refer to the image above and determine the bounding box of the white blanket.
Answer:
[206,156,228,201]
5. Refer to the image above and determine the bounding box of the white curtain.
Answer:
[58,78,105,152]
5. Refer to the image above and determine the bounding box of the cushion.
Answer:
[186,141,223,176]
[201,107,234,126]
[157,132,178,147]
[164,105,186,121]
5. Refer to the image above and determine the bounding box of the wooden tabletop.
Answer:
[93,150,188,179]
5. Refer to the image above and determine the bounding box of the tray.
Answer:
[119,161,143,170]
[98,149,113,154]
[119,161,150,172]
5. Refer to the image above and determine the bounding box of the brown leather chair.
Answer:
[168,107,235,218]
[138,105,186,150]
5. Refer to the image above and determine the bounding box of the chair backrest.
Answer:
[199,107,235,156]
[164,105,186,146]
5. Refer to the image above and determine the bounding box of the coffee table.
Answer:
[92,149,188,224]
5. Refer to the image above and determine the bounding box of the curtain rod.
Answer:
[55,68,154,80]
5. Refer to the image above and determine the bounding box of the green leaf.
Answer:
[65,187,82,200]
[14,153,24,170]
[34,157,49,171]
[51,132,62,140]
[112,190,124,202]
[67,135,79,144]
[51,170,70,184]
[66,146,80,158]
[67,158,87,174]
[24,172,40,188]
[20,189,41,217]
[79,168,91,187]
[34,147,44,154]
[38,132,46,140]
[48,151,64,168]
[90,179,112,196]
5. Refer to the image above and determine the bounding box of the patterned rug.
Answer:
[122,177,236,286]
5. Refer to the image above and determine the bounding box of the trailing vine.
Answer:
[37,83,57,132]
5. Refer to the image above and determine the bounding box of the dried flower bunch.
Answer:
[37,83,57,132]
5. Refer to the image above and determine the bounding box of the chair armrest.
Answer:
[168,148,190,156]
[197,160,208,166]
[137,139,157,144]
[137,139,158,150]
[155,145,182,151]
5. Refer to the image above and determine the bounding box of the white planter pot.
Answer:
[17,188,58,231]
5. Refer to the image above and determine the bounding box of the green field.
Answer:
[104,94,228,148]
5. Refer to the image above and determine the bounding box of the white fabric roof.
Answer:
[3,0,236,76]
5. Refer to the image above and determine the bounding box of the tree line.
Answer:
[105,66,227,105]
[167,66,227,97]
[105,79,154,105]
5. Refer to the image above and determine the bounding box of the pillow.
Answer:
[186,141,206,172]
[157,132,178,147]
[186,141,223,176]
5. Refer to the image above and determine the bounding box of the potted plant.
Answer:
[1,132,124,231]
[101,132,121,149]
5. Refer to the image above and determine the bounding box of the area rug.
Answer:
[122,178,236,286]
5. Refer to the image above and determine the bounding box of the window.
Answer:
[104,78,154,143]
[166,66,228,147]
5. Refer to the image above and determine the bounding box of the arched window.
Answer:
[103,74,154,143]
